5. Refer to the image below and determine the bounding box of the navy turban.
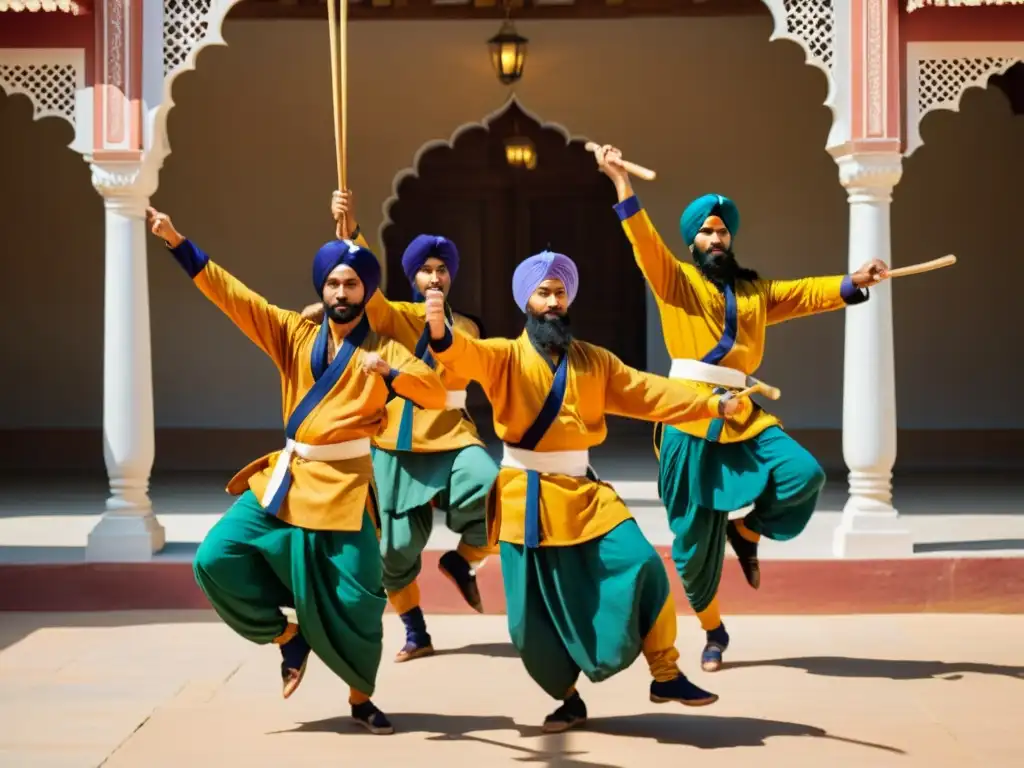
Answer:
[312,239,381,300]
[680,194,741,248]
[401,234,460,286]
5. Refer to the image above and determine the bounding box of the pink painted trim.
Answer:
[888,0,902,138]
[0,12,94,81]
[851,0,866,138]
[903,5,1024,40]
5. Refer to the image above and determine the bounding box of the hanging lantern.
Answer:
[488,18,528,85]
[505,135,537,170]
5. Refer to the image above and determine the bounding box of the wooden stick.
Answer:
[584,141,657,181]
[886,254,956,279]
[733,381,782,401]
[327,0,348,239]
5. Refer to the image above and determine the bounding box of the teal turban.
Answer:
[680,194,740,248]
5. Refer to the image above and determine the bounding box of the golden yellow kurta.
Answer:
[193,259,449,531]
[617,197,861,444]
[431,329,721,547]
[364,292,484,453]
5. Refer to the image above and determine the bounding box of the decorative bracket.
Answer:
[905,41,1024,157]
[762,0,838,119]
[0,48,85,138]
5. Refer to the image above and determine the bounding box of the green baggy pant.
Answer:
[192,490,387,695]
[373,444,498,592]
[658,425,826,613]
[499,519,670,699]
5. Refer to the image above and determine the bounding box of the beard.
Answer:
[325,300,363,324]
[525,309,573,356]
[693,244,759,286]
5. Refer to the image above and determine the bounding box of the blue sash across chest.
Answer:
[260,314,370,515]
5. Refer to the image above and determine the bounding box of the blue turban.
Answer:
[680,193,741,248]
[401,234,460,287]
[511,250,579,313]
[311,239,381,300]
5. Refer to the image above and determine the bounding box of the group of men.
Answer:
[147,144,890,736]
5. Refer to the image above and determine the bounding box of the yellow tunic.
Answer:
[616,195,865,444]
[430,329,721,547]
[364,292,485,453]
[192,258,449,531]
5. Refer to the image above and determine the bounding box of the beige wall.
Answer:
[1,15,1021,439]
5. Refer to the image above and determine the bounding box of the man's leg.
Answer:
[438,445,500,612]
[192,491,311,698]
[373,447,438,662]
[499,541,587,733]
[726,426,827,589]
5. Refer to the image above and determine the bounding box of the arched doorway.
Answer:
[381,99,647,377]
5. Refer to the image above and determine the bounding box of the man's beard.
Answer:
[694,245,759,286]
[325,300,363,323]
[526,309,573,356]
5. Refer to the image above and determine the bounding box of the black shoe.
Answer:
[726,519,761,589]
[649,674,719,706]
[438,550,484,613]
[701,623,730,672]
[542,691,588,733]
[351,700,395,735]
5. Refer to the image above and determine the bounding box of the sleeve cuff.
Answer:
[383,367,400,384]
[613,194,642,222]
[709,394,723,418]
[840,274,870,305]
[169,239,210,279]
[428,325,454,354]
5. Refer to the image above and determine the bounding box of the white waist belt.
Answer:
[444,389,467,411]
[261,437,371,507]
[668,358,747,389]
[501,445,590,478]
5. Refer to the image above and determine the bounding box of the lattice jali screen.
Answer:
[782,0,835,72]
[0,61,79,125]
[906,44,1023,156]
[164,0,215,76]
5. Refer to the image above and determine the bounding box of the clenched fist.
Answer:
[331,189,358,240]
[146,207,185,248]
[425,288,446,340]
[718,393,743,418]
[361,352,391,377]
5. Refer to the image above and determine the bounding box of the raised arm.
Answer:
[148,208,298,368]
[601,348,739,425]
[762,275,865,325]
[371,340,449,411]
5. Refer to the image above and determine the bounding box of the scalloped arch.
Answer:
[375,92,592,286]
[147,0,246,176]
[905,42,1024,158]
[761,0,838,125]
[0,48,85,144]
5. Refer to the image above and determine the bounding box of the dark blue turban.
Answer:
[312,239,381,300]
[401,234,460,287]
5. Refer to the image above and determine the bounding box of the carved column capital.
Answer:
[88,157,155,215]
[831,150,903,203]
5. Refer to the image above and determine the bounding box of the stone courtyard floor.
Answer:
[1,611,1021,767]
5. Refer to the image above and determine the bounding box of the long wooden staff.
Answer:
[328,0,348,239]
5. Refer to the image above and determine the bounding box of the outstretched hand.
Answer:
[425,288,446,340]
[361,352,392,377]
[851,259,890,287]
[146,207,185,248]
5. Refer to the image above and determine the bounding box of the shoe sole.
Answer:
[542,716,586,734]
[701,659,723,672]
[650,693,719,707]
[352,718,395,735]
[282,657,309,700]
[394,645,435,663]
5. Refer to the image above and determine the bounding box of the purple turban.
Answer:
[312,239,381,299]
[401,234,460,287]
[511,250,579,313]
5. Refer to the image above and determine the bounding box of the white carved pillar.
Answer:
[831,153,912,558]
[85,160,165,561]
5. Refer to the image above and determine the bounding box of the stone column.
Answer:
[831,151,913,558]
[85,159,165,562]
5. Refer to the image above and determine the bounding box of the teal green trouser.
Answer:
[373,444,498,592]
[192,490,386,695]
[500,519,670,699]
[658,425,826,613]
